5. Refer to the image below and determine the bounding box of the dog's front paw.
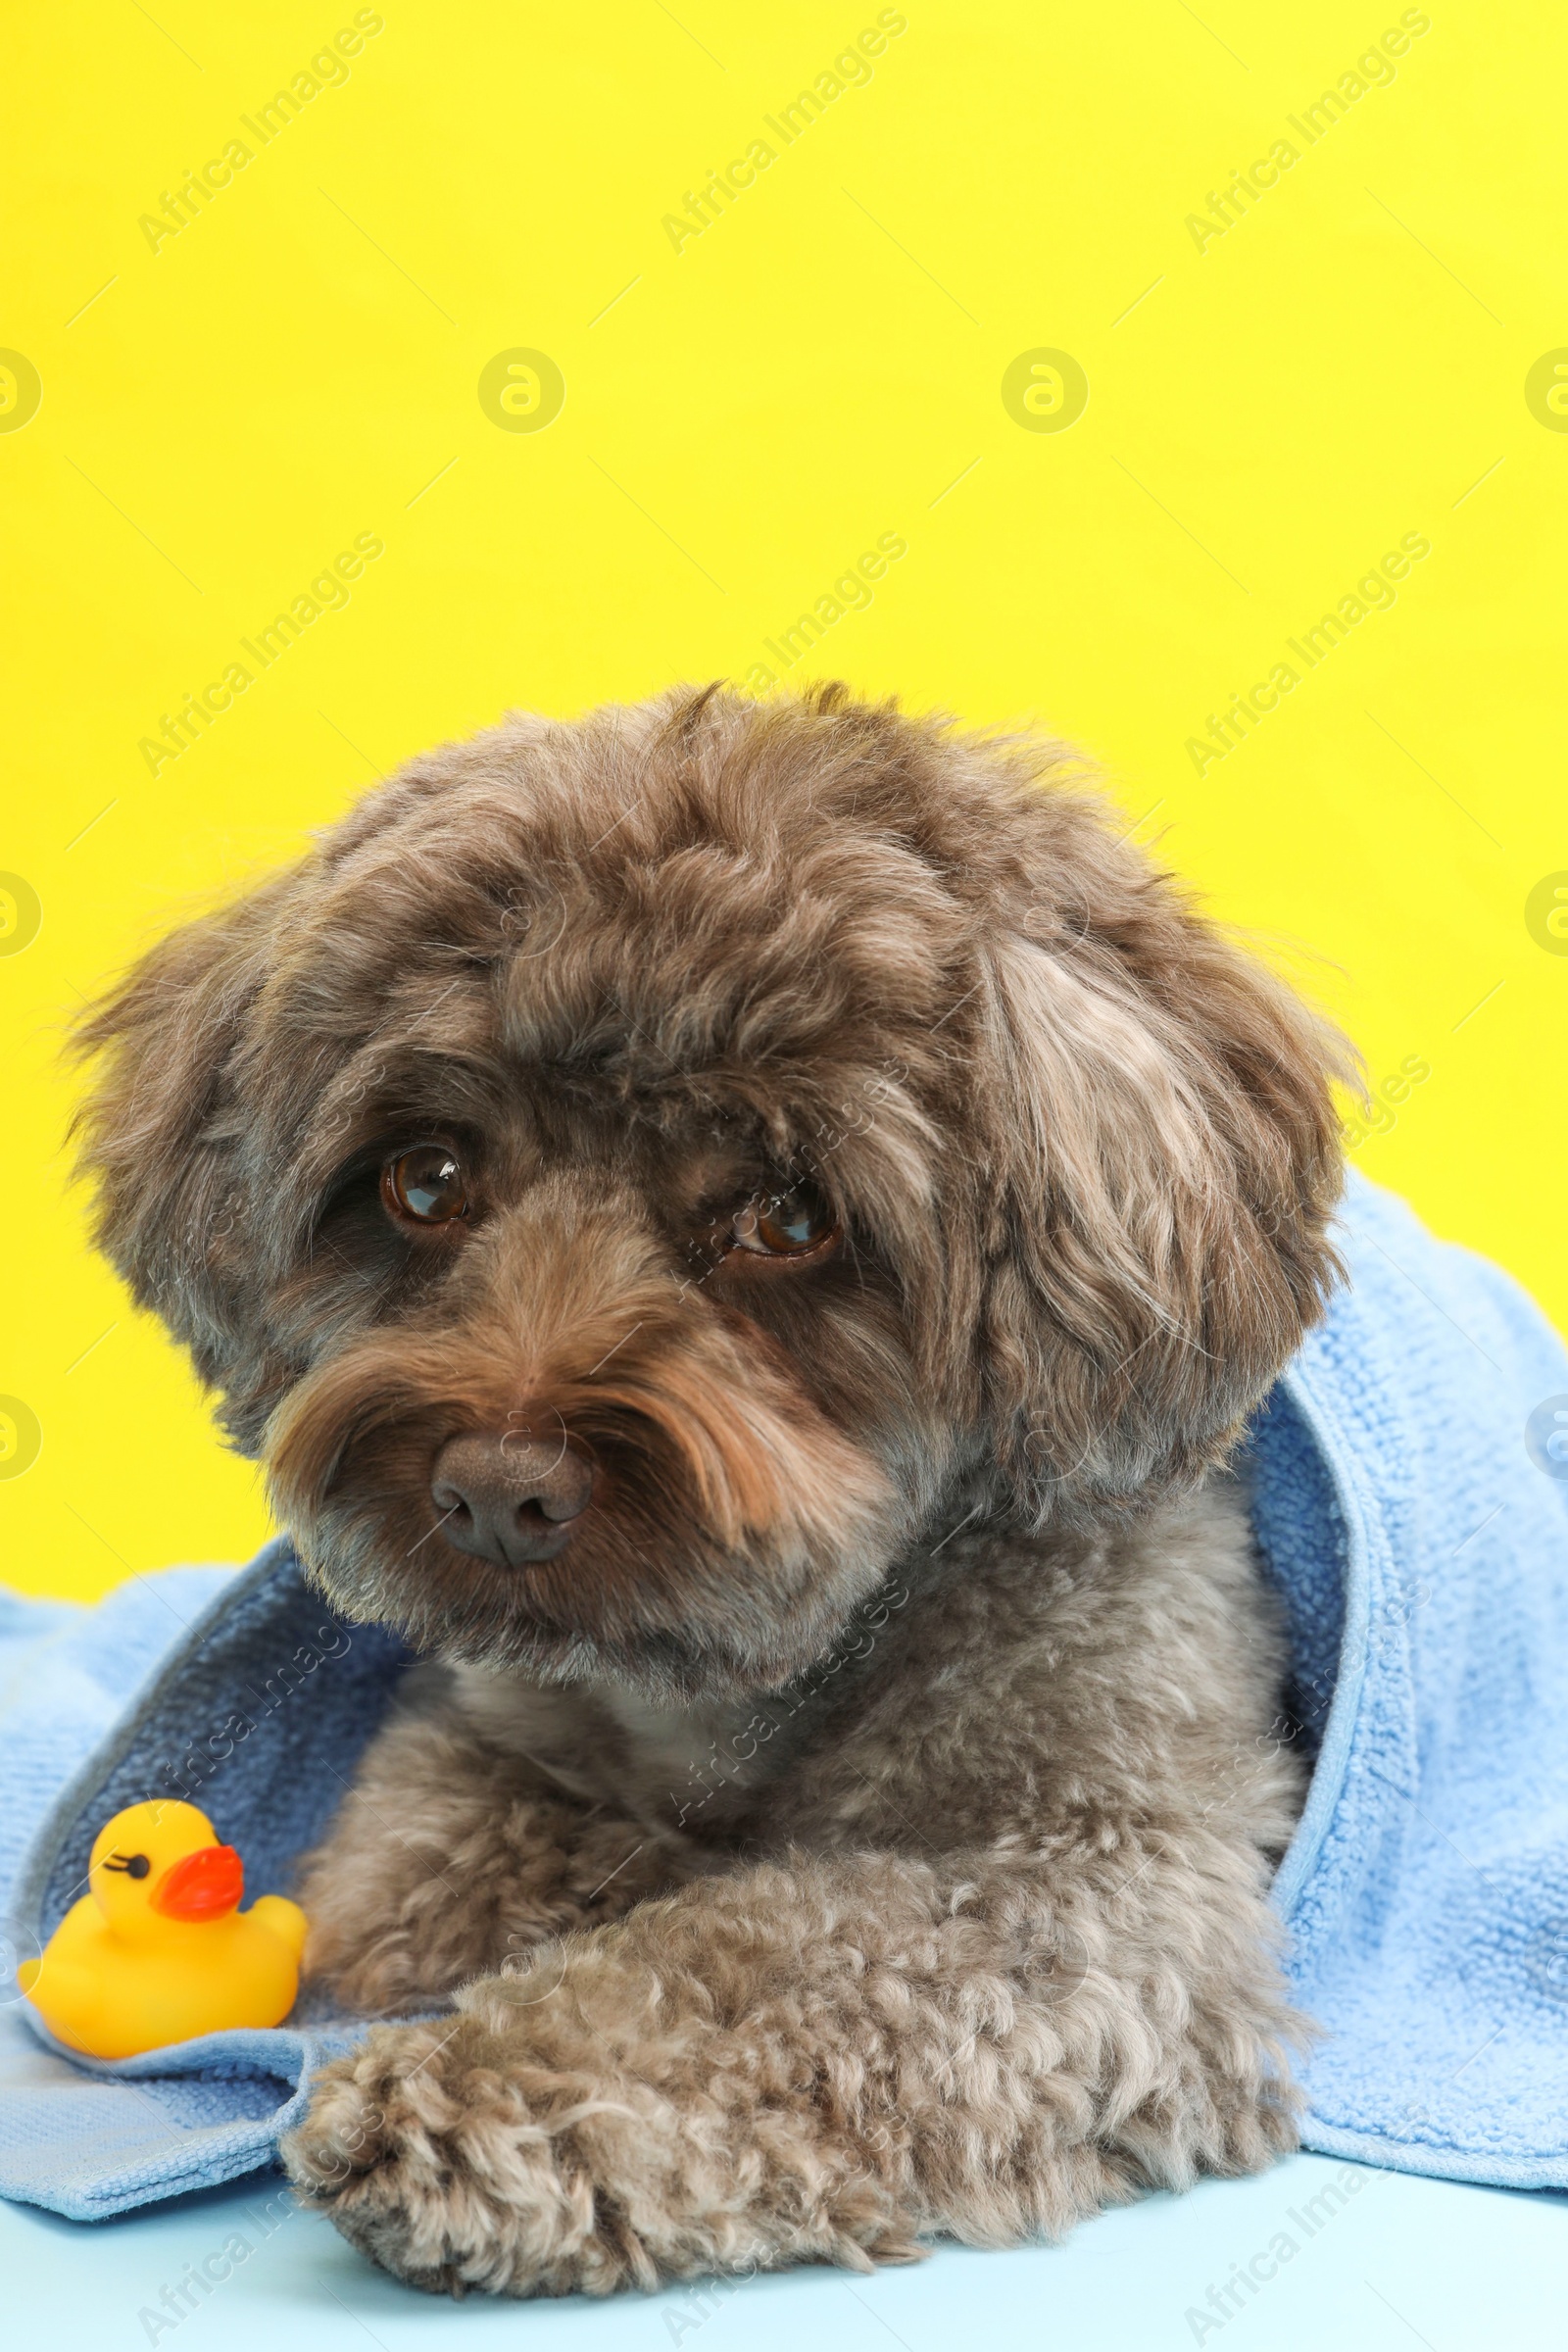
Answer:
[281,2015,647,2297]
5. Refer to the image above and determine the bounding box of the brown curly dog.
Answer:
[73,684,1347,2296]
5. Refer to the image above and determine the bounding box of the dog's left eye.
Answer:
[382,1145,469,1226]
[728,1178,839,1260]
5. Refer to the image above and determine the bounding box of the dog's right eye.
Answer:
[381,1145,469,1227]
[726,1177,840,1262]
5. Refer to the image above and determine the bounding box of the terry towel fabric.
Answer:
[3,1168,1568,2221]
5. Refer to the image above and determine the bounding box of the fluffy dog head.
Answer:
[73,686,1346,1699]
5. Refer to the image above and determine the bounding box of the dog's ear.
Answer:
[69,875,295,1433]
[971,800,1347,1522]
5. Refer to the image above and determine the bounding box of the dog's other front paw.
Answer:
[281,2014,647,2297]
[281,1955,923,2299]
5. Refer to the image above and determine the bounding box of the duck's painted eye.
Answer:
[103,1852,151,1879]
[382,1145,469,1227]
[728,1178,840,1262]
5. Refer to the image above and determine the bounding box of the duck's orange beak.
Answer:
[149,1843,244,1920]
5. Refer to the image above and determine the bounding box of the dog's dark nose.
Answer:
[429,1433,595,1568]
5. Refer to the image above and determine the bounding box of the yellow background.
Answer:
[3,0,1563,1600]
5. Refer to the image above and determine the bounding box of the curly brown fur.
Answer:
[72,684,1347,2294]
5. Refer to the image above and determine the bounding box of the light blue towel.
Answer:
[0,1559,412,2217]
[3,1168,1568,2222]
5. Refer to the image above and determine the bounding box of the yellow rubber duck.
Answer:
[17,1800,307,2060]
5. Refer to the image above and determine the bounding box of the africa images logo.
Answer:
[1186,531,1431,774]
[136,13,386,254]
[1184,12,1433,256]
[661,11,908,253]
[138,533,385,774]
[1526,1398,1568,1483]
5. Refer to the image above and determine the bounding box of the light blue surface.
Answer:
[5,2152,1565,2350]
